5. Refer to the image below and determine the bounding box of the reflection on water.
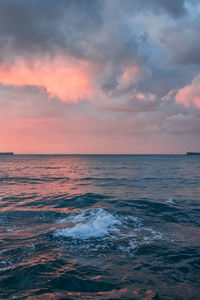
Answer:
[0,154,200,299]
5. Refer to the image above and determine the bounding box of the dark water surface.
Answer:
[0,155,199,299]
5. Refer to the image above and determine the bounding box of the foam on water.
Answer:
[166,197,175,204]
[54,208,121,239]
[0,261,12,272]
[54,208,164,256]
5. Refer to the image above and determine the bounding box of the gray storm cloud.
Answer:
[0,0,199,97]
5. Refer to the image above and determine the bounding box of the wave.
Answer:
[55,194,99,209]
[166,197,175,204]
[54,209,121,239]
[0,176,69,184]
[53,208,164,256]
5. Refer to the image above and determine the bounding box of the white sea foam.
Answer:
[166,197,175,204]
[56,218,68,224]
[0,261,12,272]
[6,228,22,233]
[54,208,164,256]
[54,208,121,239]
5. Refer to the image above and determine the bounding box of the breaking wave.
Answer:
[53,208,164,256]
[54,208,121,239]
[166,197,175,204]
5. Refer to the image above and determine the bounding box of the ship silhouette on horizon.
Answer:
[0,152,14,155]
[186,151,200,155]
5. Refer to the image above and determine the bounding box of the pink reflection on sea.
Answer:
[0,155,100,205]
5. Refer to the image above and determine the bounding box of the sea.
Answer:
[0,154,199,299]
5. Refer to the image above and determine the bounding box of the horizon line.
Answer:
[1,153,186,155]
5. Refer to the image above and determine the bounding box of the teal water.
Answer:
[0,155,200,299]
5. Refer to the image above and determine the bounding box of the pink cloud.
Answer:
[117,65,139,90]
[0,56,98,102]
[176,73,200,108]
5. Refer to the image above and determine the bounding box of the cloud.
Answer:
[98,91,159,113]
[0,0,143,102]
[176,73,200,108]
[120,0,186,17]
[158,22,200,66]
[0,0,198,103]
[0,56,98,102]
[116,66,140,91]
[0,0,103,60]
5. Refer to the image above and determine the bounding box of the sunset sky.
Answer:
[0,0,200,154]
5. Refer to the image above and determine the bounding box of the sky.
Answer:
[0,0,200,154]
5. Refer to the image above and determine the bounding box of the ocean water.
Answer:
[0,154,199,299]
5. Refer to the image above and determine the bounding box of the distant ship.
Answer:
[186,152,200,155]
[0,152,14,155]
